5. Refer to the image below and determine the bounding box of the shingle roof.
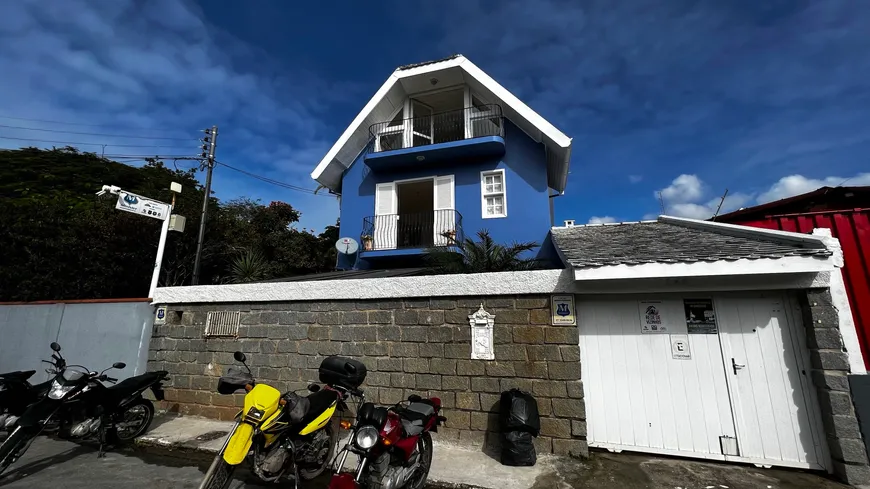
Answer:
[396,55,462,71]
[551,221,832,269]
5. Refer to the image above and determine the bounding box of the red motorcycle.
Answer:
[329,394,446,489]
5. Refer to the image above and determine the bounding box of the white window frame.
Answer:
[480,169,507,219]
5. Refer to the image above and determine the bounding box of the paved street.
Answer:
[0,437,337,489]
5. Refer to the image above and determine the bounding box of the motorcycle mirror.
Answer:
[113,362,127,369]
[233,351,247,363]
[50,342,61,352]
[408,394,422,403]
[307,383,321,393]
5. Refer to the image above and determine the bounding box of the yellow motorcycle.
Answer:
[198,352,367,489]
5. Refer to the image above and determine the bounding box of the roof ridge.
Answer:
[658,215,828,249]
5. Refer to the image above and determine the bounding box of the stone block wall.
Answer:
[148,295,588,457]
[800,289,870,485]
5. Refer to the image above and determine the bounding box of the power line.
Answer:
[215,160,329,196]
[0,135,194,149]
[0,114,195,134]
[0,123,197,141]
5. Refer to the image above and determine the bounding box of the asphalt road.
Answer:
[0,437,360,489]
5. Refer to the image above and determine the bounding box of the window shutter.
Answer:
[375,182,396,215]
[433,175,455,246]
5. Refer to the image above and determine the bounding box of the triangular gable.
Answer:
[310,55,573,194]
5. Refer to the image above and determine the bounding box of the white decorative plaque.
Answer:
[468,304,495,360]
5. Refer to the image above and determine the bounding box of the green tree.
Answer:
[424,229,540,274]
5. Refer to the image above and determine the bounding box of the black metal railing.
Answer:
[361,209,464,251]
[369,104,504,153]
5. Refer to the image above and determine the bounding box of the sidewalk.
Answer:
[136,414,848,489]
[136,413,550,489]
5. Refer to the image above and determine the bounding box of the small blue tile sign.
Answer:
[551,295,576,326]
[155,305,167,325]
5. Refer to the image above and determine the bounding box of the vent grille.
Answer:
[204,311,241,338]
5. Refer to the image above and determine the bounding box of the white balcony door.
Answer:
[374,182,398,250]
[433,175,455,246]
[409,100,433,148]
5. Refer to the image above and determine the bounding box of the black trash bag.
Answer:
[501,430,537,467]
[499,389,540,436]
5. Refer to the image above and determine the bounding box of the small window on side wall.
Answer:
[481,169,506,218]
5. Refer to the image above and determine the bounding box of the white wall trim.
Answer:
[154,269,833,305]
[659,215,830,249]
[812,228,865,373]
[573,255,837,282]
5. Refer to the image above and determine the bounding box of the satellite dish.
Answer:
[335,237,359,255]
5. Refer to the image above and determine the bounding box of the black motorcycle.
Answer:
[0,342,169,476]
[0,364,57,434]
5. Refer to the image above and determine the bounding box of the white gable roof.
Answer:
[310,55,573,193]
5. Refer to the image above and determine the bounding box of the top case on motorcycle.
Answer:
[398,402,436,436]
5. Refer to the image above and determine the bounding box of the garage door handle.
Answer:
[732,358,746,375]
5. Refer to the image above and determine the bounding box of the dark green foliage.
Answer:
[424,229,540,273]
[0,147,338,301]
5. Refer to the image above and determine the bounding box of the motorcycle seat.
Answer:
[0,370,36,382]
[294,388,339,427]
[106,371,167,392]
[399,402,436,436]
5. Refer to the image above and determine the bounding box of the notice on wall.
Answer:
[639,300,668,334]
[684,299,717,334]
[154,305,167,325]
[551,295,577,326]
[670,334,691,360]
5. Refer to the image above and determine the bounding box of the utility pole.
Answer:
[192,125,218,285]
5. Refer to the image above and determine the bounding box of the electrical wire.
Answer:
[0,135,194,149]
[0,123,198,141]
[0,114,197,134]
[215,160,330,196]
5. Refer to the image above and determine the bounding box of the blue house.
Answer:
[310,55,573,270]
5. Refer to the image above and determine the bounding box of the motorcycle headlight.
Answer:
[354,425,379,450]
[48,380,75,400]
[245,407,265,422]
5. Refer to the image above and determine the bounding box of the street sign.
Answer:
[116,191,170,221]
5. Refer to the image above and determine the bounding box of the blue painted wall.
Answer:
[337,121,556,270]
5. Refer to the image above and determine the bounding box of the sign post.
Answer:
[97,184,183,299]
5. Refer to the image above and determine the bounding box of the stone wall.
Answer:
[148,295,588,457]
[799,289,870,486]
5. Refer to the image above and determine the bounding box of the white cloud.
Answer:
[658,174,704,203]
[653,172,870,220]
[629,174,643,183]
[588,216,617,224]
[757,173,870,203]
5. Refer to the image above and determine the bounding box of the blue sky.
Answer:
[1,0,869,230]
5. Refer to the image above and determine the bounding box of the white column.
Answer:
[149,205,172,299]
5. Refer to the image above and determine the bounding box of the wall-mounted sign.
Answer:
[468,304,495,360]
[551,294,576,326]
[684,298,717,334]
[639,300,668,333]
[154,305,167,325]
[116,191,170,221]
[670,334,691,360]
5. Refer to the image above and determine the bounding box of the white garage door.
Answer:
[578,292,829,470]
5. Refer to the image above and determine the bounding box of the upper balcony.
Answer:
[365,104,506,170]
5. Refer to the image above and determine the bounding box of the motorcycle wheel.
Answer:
[0,427,30,478]
[199,452,236,489]
[298,421,337,480]
[114,399,155,442]
[406,432,433,489]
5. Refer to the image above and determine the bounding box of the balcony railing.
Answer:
[369,104,504,153]
[361,209,464,252]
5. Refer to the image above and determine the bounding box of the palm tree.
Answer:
[227,248,273,283]
[424,229,540,274]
